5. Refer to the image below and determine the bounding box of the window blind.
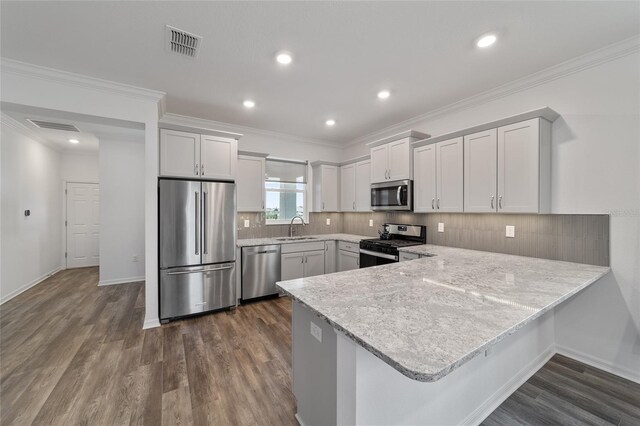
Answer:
[265,159,307,183]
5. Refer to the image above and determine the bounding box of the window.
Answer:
[265,159,308,224]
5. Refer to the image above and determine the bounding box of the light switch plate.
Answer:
[326,218,331,225]
[369,219,374,227]
[244,219,250,228]
[438,222,444,233]
[506,225,515,238]
[310,321,322,342]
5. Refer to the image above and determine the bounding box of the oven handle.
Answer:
[359,249,398,261]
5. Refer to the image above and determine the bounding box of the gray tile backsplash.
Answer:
[341,212,609,266]
[237,211,609,266]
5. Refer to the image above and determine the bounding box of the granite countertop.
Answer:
[237,233,371,247]
[277,246,610,382]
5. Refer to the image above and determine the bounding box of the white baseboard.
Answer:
[463,344,556,426]
[98,276,145,286]
[142,317,161,330]
[0,267,62,305]
[556,344,640,384]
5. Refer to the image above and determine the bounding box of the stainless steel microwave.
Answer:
[370,180,413,211]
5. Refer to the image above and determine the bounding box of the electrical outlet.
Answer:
[326,218,331,225]
[369,219,374,227]
[310,321,322,342]
[506,225,515,238]
[132,255,138,262]
[438,222,444,233]
[244,219,250,228]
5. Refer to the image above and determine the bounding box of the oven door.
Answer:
[370,180,412,211]
[359,249,398,268]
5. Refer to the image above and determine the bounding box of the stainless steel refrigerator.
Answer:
[159,179,236,322]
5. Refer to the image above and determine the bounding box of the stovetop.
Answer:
[360,238,423,248]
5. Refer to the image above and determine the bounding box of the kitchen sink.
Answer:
[275,236,319,241]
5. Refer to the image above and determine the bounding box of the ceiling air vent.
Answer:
[27,119,80,132]
[165,25,202,58]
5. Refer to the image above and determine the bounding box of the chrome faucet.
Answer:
[289,215,306,237]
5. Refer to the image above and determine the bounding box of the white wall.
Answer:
[61,151,99,183]
[1,119,62,303]
[343,47,640,380]
[98,138,145,285]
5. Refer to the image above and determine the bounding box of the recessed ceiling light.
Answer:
[276,51,293,65]
[69,138,79,144]
[243,99,256,108]
[476,33,497,48]
[325,119,336,127]
[377,90,391,100]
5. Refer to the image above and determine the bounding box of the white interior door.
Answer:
[66,182,100,268]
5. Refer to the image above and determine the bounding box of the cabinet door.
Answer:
[160,129,200,178]
[464,129,497,212]
[370,145,388,183]
[340,164,356,211]
[200,135,237,181]
[304,250,326,278]
[237,156,265,211]
[413,145,437,212]
[338,250,359,272]
[281,252,305,281]
[355,160,371,211]
[388,138,412,181]
[324,241,337,274]
[321,165,339,211]
[498,118,540,213]
[436,137,464,212]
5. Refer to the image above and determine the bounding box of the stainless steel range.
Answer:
[359,224,426,268]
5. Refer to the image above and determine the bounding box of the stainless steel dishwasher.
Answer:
[241,245,281,301]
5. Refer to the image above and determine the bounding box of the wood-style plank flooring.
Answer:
[1,267,296,425]
[483,354,640,426]
[3,267,639,425]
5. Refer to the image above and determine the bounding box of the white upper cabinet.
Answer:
[464,129,498,213]
[436,138,464,212]
[313,164,339,212]
[413,144,437,212]
[340,164,356,212]
[200,135,237,180]
[237,155,265,212]
[355,160,371,211]
[160,129,201,178]
[413,138,463,212]
[160,129,238,181]
[370,137,413,183]
[498,118,549,213]
[463,118,551,213]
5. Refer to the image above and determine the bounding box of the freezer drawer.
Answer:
[242,245,281,300]
[160,263,236,320]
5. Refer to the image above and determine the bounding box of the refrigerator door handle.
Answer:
[203,191,208,254]
[194,191,199,255]
[167,264,234,275]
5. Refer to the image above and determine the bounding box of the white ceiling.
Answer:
[1,1,638,144]
[1,103,144,152]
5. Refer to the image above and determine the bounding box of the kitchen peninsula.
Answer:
[277,246,610,426]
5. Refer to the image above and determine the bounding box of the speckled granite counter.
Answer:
[277,246,610,382]
[237,233,370,247]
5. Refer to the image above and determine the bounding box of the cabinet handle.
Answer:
[201,164,205,176]
[353,201,356,210]
[195,164,199,176]
[432,198,435,210]
[322,202,325,210]
[301,256,304,264]
[499,196,503,209]
[491,195,494,209]
[437,198,440,210]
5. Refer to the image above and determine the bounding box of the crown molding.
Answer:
[345,35,640,147]
[1,58,166,103]
[0,112,60,151]
[160,112,341,149]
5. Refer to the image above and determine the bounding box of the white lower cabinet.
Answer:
[324,241,337,273]
[338,250,359,271]
[281,242,326,280]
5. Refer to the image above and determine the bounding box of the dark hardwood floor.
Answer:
[483,354,640,426]
[2,267,638,425]
[0,267,296,425]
